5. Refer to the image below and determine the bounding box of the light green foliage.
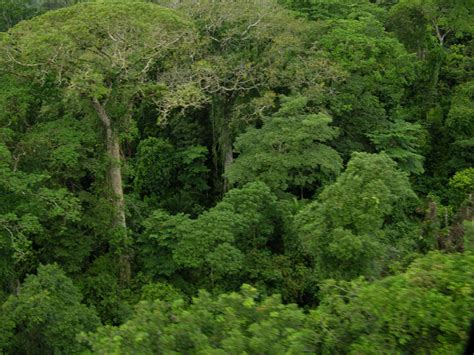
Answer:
[1,1,201,133]
[316,14,417,155]
[227,96,342,195]
[296,153,417,279]
[0,264,99,354]
[85,284,305,354]
[171,0,331,94]
[139,182,284,290]
[450,168,474,194]
[296,252,474,354]
[85,252,473,354]
[369,119,426,174]
[447,81,474,146]
[2,1,191,87]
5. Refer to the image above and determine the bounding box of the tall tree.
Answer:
[158,0,342,192]
[0,1,199,282]
[390,0,473,50]
[388,0,473,103]
[226,96,342,196]
[295,153,418,280]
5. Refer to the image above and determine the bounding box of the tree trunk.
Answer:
[221,122,233,193]
[210,97,234,194]
[425,47,445,108]
[92,98,126,228]
[92,98,130,284]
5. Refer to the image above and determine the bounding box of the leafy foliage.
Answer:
[289,252,474,354]
[133,137,209,214]
[84,252,474,354]
[139,182,285,292]
[0,264,99,354]
[296,153,418,280]
[369,119,426,175]
[0,0,472,353]
[227,96,342,195]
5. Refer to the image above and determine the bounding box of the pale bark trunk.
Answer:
[92,98,130,284]
[433,22,451,48]
[92,98,126,228]
[211,97,234,194]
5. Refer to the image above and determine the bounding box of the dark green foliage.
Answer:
[17,117,100,182]
[447,81,474,147]
[280,0,384,21]
[139,182,286,292]
[0,134,87,289]
[0,264,99,354]
[133,137,209,214]
[84,252,474,354]
[78,255,134,325]
[389,0,473,51]
[315,14,417,157]
[296,252,474,354]
[0,0,86,31]
[296,153,418,280]
[0,0,472,353]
